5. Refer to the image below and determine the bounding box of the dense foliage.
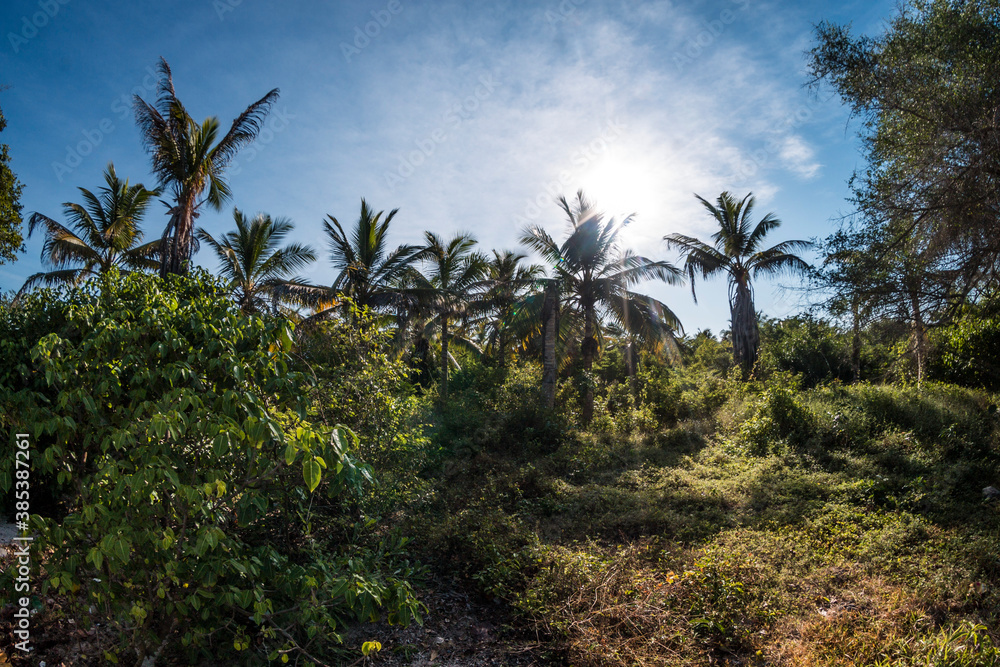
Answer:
[0,271,420,664]
[0,102,25,265]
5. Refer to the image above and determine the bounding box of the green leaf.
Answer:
[303,458,322,493]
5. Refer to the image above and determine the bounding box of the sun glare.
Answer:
[577,152,663,232]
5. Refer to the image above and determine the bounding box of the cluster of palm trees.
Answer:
[17,58,812,423]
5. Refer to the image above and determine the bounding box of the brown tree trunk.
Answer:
[160,198,195,277]
[909,287,927,387]
[440,316,450,400]
[542,284,557,409]
[626,341,638,397]
[581,306,597,426]
[731,283,759,379]
[851,298,862,383]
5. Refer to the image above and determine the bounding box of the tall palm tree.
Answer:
[19,163,159,293]
[410,232,489,400]
[522,191,684,425]
[478,249,545,366]
[195,209,316,314]
[664,191,811,377]
[317,199,422,317]
[133,58,279,277]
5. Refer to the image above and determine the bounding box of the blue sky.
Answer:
[0,0,894,334]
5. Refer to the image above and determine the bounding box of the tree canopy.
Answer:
[0,101,25,265]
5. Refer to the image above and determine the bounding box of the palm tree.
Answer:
[315,199,422,317]
[133,58,279,277]
[195,209,316,314]
[522,191,684,425]
[478,249,545,366]
[19,163,159,293]
[410,232,489,400]
[664,191,811,377]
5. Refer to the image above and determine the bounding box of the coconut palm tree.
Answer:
[195,209,316,314]
[316,199,422,317]
[19,163,159,294]
[409,232,489,400]
[522,191,684,425]
[133,58,279,277]
[477,249,545,366]
[664,191,811,377]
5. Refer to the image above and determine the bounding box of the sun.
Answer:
[577,151,664,230]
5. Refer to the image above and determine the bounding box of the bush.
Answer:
[736,385,816,455]
[758,315,854,387]
[933,297,1000,390]
[0,271,421,664]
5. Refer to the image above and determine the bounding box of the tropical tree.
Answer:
[312,199,422,318]
[478,249,545,366]
[410,232,489,400]
[19,163,159,293]
[522,191,684,425]
[665,191,810,377]
[133,57,279,277]
[195,209,316,314]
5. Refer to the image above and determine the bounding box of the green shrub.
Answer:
[758,315,854,387]
[0,271,421,664]
[736,385,816,455]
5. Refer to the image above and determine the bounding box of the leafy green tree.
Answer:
[665,191,810,377]
[19,163,159,293]
[195,209,316,314]
[757,315,854,387]
[934,295,1000,389]
[808,0,1000,297]
[134,58,279,277]
[816,224,954,385]
[0,270,421,664]
[0,102,24,264]
[523,191,683,425]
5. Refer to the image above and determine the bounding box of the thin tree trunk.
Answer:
[909,287,926,387]
[851,298,862,383]
[542,284,557,409]
[440,316,450,401]
[582,305,597,426]
[626,341,638,397]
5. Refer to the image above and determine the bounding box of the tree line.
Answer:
[10,58,810,424]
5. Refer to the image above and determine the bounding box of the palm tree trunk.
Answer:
[440,316,450,400]
[582,305,597,426]
[160,199,195,277]
[731,283,759,379]
[542,283,557,409]
[626,341,638,397]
